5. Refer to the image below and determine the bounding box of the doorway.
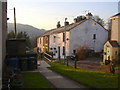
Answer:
[58,46,60,59]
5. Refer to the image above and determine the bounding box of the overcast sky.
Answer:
[7,0,119,30]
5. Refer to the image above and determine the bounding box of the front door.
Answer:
[58,46,60,59]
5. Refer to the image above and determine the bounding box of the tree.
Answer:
[74,16,87,23]
[93,15,105,27]
[7,31,31,48]
[74,15,105,27]
[7,31,16,39]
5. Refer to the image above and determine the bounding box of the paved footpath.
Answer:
[36,60,91,89]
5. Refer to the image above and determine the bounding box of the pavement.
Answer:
[36,60,90,89]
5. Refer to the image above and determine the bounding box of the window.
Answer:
[53,36,56,43]
[93,34,96,39]
[63,33,65,42]
[50,48,53,50]
[73,50,76,54]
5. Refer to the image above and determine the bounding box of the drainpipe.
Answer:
[64,18,67,59]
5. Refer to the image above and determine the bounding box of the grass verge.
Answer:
[48,61,119,88]
[22,72,53,88]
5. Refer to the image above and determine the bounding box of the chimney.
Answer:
[57,21,61,28]
[86,12,93,19]
[74,18,77,23]
[64,21,69,26]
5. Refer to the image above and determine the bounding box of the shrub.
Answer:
[76,45,91,60]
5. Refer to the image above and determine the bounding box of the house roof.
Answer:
[38,18,107,38]
[111,13,120,18]
[39,19,87,37]
[108,40,119,47]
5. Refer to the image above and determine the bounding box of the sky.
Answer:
[7,0,119,30]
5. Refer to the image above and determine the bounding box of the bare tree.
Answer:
[93,15,105,27]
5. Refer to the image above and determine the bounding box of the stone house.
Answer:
[103,13,120,63]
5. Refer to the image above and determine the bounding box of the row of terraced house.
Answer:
[37,13,108,59]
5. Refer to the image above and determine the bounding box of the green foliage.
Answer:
[74,16,87,22]
[22,72,53,88]
[17,32,29,39]
[74,15,105,27]
[7,31,31,48]
[7,31,16,38]
[93,15,105,27]
[48,61,118,88]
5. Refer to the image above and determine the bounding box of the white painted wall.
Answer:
[49,31,70,59]
[69,19,108,54]
[37,37,44,52]
[39,19,108,59]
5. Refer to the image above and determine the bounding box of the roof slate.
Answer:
[40,20,87,37]
[38,18,107,38]
[109,40,119,47]
[111,13,120,17]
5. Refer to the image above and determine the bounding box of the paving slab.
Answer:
[37,60,90,89]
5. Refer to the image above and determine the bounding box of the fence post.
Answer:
[74,60,77,69]
[66,56,68,66]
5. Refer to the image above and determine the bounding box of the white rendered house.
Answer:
[37,15,108,59]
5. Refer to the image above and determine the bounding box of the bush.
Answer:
[76,45,91,60]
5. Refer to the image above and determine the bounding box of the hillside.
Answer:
[8,23,46,38]
[7,23,46,47]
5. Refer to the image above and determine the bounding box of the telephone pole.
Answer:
[14,7,17,38]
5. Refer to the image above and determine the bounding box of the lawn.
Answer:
[48,61,119,89]
[22,72,53,88]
